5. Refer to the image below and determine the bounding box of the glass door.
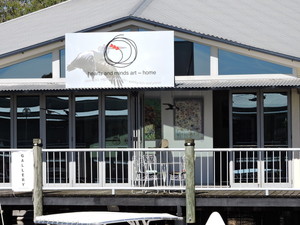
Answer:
[262,93,289,186]
[75,96,99,184]
[231,93,259,185]
[104,95,129,184]
[231,91,290,187]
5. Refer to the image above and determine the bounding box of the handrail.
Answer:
[0,147,298,192]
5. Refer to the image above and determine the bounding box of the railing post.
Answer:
[185,139,195,224]
[33,138,43,221]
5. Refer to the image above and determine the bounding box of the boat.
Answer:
[34,211,183,225]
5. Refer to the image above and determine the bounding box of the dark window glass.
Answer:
[105,96,128,148]
[17,96,40,147]
[0,97,10,148]
[75,96,99,184]
[45,96,69,148]
[0,97,10,183]
[263,93,288,147]
[219,50,292,75]
[60,49,65,78]
[0,54,52,78]
[232,93,257,147]
[75,96,99,148]
[174,38,210,76]
[45,97,69,184]
[105,96,128,184]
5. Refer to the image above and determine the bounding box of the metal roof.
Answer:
[1,77,300,92]
[1,0,300,61]
[175,77,300,89]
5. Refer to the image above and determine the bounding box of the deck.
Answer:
[1,189,300,208]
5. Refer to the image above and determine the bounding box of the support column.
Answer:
[185,139,195,224]
[33,138,43,221]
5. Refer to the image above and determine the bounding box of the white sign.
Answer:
[11,151,34,192]
[65,31,174,88]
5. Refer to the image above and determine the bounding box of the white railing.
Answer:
[0,148,298,192]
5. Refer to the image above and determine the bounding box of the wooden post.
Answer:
[185,139,195,224]
[33,138,43,221]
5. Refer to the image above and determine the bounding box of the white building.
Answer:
[1,0,300,223]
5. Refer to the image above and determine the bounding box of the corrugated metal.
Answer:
[176,78,300,89]
[1,78,300,92]
[0,0,141,57]
[0,82,66,92]
[137,0,300,60]
[1,0,300,61]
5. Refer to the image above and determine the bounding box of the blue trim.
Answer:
[1,16,299,62]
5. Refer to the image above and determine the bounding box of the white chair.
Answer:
[132,153,144,187]
[169,155,186,187]
[142,153,158,187]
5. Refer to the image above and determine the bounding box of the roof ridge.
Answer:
[129,0,154,17]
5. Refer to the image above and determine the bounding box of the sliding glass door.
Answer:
[231,91,290,187]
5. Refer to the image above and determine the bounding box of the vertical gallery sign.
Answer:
[11,150,34,192]
[65,31,174,88]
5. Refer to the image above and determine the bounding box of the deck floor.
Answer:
[1,189,300,208]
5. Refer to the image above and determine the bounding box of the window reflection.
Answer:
[174,38,210,76]
[232,93,257,147]
[75,96,99,184]
[0,97,10,148]
[264,93,288,147]
[17,96,40,147]
[46,96,69,148]
[219,50,292,75]
[0,54,52,78]
[144,98,161,141]
[75,96,99,148]
[105,96,128,148]
[60,49,65,78]
[0,97,10,183]
[105,96,128,184]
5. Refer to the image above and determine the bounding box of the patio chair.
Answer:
[169,155,186,188]
[142,153,158,187]
[132,153,144,187]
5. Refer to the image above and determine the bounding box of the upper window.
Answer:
[175,38,210,76]
[0,53,52,79]
[60,49,65,78]
[219,50,292,75]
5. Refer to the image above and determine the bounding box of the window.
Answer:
[46,96,69,148]
[0,54,52,78]
[144,98,161,141]
[174,38,210,76]
[75,96,99,148]
[17,96,40,147]
[60,49,65,78]
[0,97,10,148]
[219,50,292,75]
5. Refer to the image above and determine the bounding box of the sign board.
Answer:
[65,31,174,88]
[11,150,34,192]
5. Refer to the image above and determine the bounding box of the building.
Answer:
[1,0,300,224]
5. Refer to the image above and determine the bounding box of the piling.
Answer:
[33,138,43,221]
[185,139,195,224]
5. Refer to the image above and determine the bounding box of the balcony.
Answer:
[0,147,296,193]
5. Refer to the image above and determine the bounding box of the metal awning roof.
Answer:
[34,211,183,225]
[1,77,300,92]
[175,77,300,89]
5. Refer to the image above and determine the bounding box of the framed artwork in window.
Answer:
[174,98,204,140]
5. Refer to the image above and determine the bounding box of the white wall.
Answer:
[161,90,213,148]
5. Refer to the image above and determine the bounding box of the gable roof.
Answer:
[1,0,300,62]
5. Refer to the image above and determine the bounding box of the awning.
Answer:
[34,211,183,225]
[1,77,300,92]
[175,77,300,89]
